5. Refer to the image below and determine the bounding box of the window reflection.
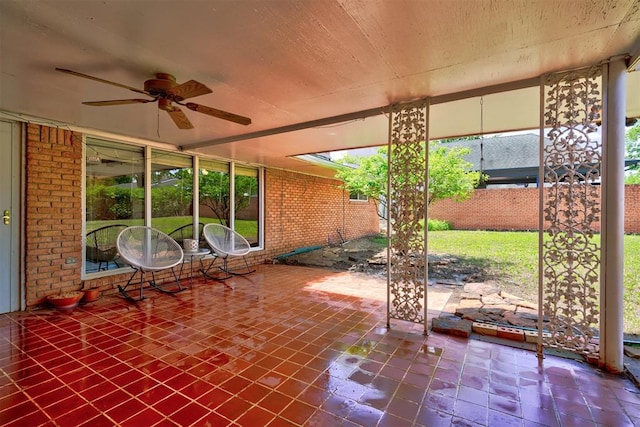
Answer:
[235,166,259,247]
[150,150,194,238]
[84,139,144,273]
[84,140,263,276]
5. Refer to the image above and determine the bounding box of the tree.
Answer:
[335,141,483,218]
[199,171,255,226]
[335,151,387,215]
[427,143,483,204]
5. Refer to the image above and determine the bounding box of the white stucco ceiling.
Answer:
[1,0,639,178]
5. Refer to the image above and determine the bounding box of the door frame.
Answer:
[1,119,24,312]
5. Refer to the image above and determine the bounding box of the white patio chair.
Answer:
[116,226,185,301]
[202,223,255,282]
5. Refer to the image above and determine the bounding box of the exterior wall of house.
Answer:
[261,169,380,261]
[22,124,379,308]
[429,186,640,233]
[24,125,85,307]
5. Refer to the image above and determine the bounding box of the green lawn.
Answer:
[427,230,640,335]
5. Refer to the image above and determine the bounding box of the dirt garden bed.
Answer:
[279,235,487,285]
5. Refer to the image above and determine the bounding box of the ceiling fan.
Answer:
[55,68,251,129]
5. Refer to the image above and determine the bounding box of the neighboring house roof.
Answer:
[443,133,544,185]
[444,133,542,170]
[443,133,639,186]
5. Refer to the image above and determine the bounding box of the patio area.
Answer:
[0,264,638,426]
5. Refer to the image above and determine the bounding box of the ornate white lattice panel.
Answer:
[387,100,429,331]
[540,67,601,356]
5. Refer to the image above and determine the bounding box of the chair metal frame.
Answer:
[202,223,255,284]
[116,226,185,301]
[85,224,128,271]
[168,222,205,250]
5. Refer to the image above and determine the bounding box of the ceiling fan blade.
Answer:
[184,102,251,125]
[166,106,194,129]
[56,68,150,96]
[83,98,156,106]
[169,80,212,100]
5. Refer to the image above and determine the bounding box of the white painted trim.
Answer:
[600,58,626,373]
[0,110,177,152]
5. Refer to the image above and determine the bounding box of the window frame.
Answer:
[82,137,264,280]
[349,191,369,202]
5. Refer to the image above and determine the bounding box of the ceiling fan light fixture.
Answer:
[158,98,172,111]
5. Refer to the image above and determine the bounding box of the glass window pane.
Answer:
[234,167,259,246]
[199,159,231,227]
[150,150,194,238]
[85,138,145,274]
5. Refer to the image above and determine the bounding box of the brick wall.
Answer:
[429,185,640,233]
[24,124,84,306]
[23,124,379,308]
[627,185,640,233]
[261,169,380,261]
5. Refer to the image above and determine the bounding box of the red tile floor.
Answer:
[1,264,639,426]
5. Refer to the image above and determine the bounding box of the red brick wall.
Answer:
[627,185,640,233]
[430,185,640,233]
[23,124,379,308]
[24,124,84,306]
[260,169,380,261]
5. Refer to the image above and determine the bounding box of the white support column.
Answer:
[600,57,626,373]
[192,156,200,238]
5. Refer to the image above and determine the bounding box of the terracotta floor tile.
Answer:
[557,412,598,427]
[78,413,121,427]
[453,399,489,425]
[458,384,489,406]
[167,401,210,426]
[280,399,317,425]
[121,376,161,396]
[0,265,636,426]
[0,399,40,423]
[3,408,51,427]
[215,395,252,421]
[275,377,308,398]
[237,404,276,426]
[346,401,386,425]
[238,364,270,381]
[152,392,192,417]
[105,398,148,424]
[257,389,293,414]
[136,383,174,405]
[119,407,164,427]
[415,406,453,426]
[195,387,230,410]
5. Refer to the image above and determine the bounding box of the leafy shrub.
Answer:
[428,219,452,231]
[417,218,453,231]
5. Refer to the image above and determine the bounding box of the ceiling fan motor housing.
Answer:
[144,73,177,96]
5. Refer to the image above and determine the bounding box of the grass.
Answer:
[424,230,640,335]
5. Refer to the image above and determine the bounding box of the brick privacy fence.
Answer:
[429,185,640,233]
[24,124,379,308]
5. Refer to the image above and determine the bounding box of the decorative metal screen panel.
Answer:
[540,67,601,356]
[387,100,429,332]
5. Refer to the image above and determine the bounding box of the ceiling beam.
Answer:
[179,77,540,151]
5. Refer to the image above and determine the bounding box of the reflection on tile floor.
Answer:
[1,264,639,426]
